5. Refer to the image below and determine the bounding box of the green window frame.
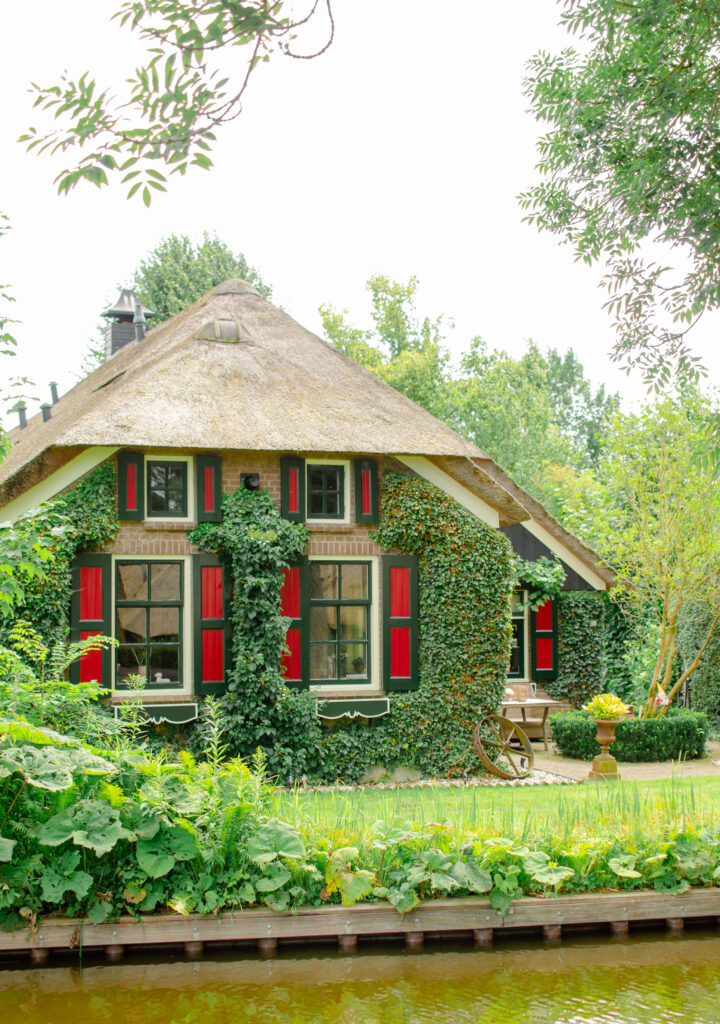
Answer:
[115,560,184,690]
[146,460,188,518]
[308,561,371,685]
[307,464,344,520]
[508,590,526,680]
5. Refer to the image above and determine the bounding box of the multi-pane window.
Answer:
[307,465,344,519]
[309,562,370,683]
[116,561,183,689]
[509,591,526,679]
[147,461,188,517]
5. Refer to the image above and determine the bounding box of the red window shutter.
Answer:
[281,457,306,523]
[383,555,418,691]
[288,468,299,514]
[280,561,308,687]
[71,554,112,687]
[117,451,144,520]
[196,455,222,523]
[354,459,379,524]
[530,599,558,681]
[193,554,231,694]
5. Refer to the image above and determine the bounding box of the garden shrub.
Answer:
[677,601,720,732]
[550,709,708,762]
[544,591,606,707]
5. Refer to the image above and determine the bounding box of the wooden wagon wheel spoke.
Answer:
[472,714,534,781]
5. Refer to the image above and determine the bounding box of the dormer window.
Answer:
[147,461,188,518]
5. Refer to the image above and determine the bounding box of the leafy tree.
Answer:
[561,396,720,718]
[520,0,720,387]
[320,275,450,419]
[21,0,334,203]
[321,274,617,511]
[132,232,272,322]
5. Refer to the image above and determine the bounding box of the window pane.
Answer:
[167,492,184,513]
[150,488,166,513]
[341,564,368,599]
[117,563,147,601]
[339,605,367,641]
[150,563,181,601]
[117,607,146,643]
[310,606,337,642]
[340,643,367,678]
[308,468,324,491]
[310,643,336,680]
[311,563,338,600]
[511,593,524,616]
[324,493,338,516]
[325,468,340,491]
[149,464,165,489]
[167,465,184,486]
[117,646,146,684]
[150,645,179,685]
[150,607,179,643]
[309,492,324,515]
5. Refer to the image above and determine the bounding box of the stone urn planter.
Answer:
[588,718,623,781]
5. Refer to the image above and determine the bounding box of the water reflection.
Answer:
[4,931,720,1024]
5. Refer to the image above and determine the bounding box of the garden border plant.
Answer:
[550,708,709,762]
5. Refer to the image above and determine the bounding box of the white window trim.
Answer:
[143,453,195,525]
[305,458,351,526]
[112,554,193,699]
[308,554,382,696]
[508,588,531,684]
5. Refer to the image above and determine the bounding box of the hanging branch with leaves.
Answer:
[21,0,334,205]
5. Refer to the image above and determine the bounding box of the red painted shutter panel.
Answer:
[383,555,418,691]
[203,465,215,513]
[531,598,558,680]
[361,470,372,516]
[280,562,307,687]
[71,554,111,687]
[126,463,137,511]
[288,467,299,514]
[193,555,230,695]
[280,567,301,620]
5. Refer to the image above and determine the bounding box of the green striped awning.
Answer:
[113,703,199,725]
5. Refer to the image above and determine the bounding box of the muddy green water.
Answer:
[4,932,720,1024]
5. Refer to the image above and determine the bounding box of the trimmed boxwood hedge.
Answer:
[550,709,708,762]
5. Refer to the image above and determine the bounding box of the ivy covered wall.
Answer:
[0,464,119,645]
[543,590,607,708]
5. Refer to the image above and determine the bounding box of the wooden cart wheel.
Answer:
[473,714,535,780]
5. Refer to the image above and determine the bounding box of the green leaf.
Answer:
[255,867,291,893]
[38,799,130,856]
[608,855,641,879]
[247,819,305,863]
[0,837,16,862]
[450,860,492,894]
[87,901,113,924]
[136,823,198,879]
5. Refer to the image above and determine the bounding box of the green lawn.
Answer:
[277,776,720,847]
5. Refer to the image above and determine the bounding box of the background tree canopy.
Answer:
[521,0,720,388]
[321,273,618,513]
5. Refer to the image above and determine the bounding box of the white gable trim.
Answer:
[522,518,607,591]
[0,447,119,523]
[397,456,499,528]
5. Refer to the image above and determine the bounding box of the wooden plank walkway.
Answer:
[7,888,720,964]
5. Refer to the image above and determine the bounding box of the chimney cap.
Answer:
[102,288,155,321]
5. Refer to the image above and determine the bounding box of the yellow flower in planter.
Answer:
[583,693,630,720]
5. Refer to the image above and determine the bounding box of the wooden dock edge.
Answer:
[6,888,720,961]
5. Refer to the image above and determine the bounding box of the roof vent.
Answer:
[195,318,252,344]
[101,289,155,358]
[12,402,27,430]
[41,403,52,422]
[49,382,59,404]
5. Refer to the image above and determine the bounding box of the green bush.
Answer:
[550,709,708,762]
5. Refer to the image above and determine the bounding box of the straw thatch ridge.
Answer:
[0,279,488,500]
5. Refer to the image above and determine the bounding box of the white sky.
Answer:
[2,1,719,423]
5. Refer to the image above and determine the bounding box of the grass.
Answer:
[277,775,720,849]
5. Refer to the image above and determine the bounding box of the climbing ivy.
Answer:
[512,555,565,609]
[543,591,607,708]
[188,488,323,779]
[318,472,515,781]
[1,463,120,645]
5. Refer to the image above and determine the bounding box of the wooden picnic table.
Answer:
[500,697,563,751]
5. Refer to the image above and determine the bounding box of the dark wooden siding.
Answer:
[501,524,592,591]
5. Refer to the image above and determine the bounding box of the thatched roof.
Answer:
[1,279,489,500]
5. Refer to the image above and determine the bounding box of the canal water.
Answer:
[4,931,720,1023]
